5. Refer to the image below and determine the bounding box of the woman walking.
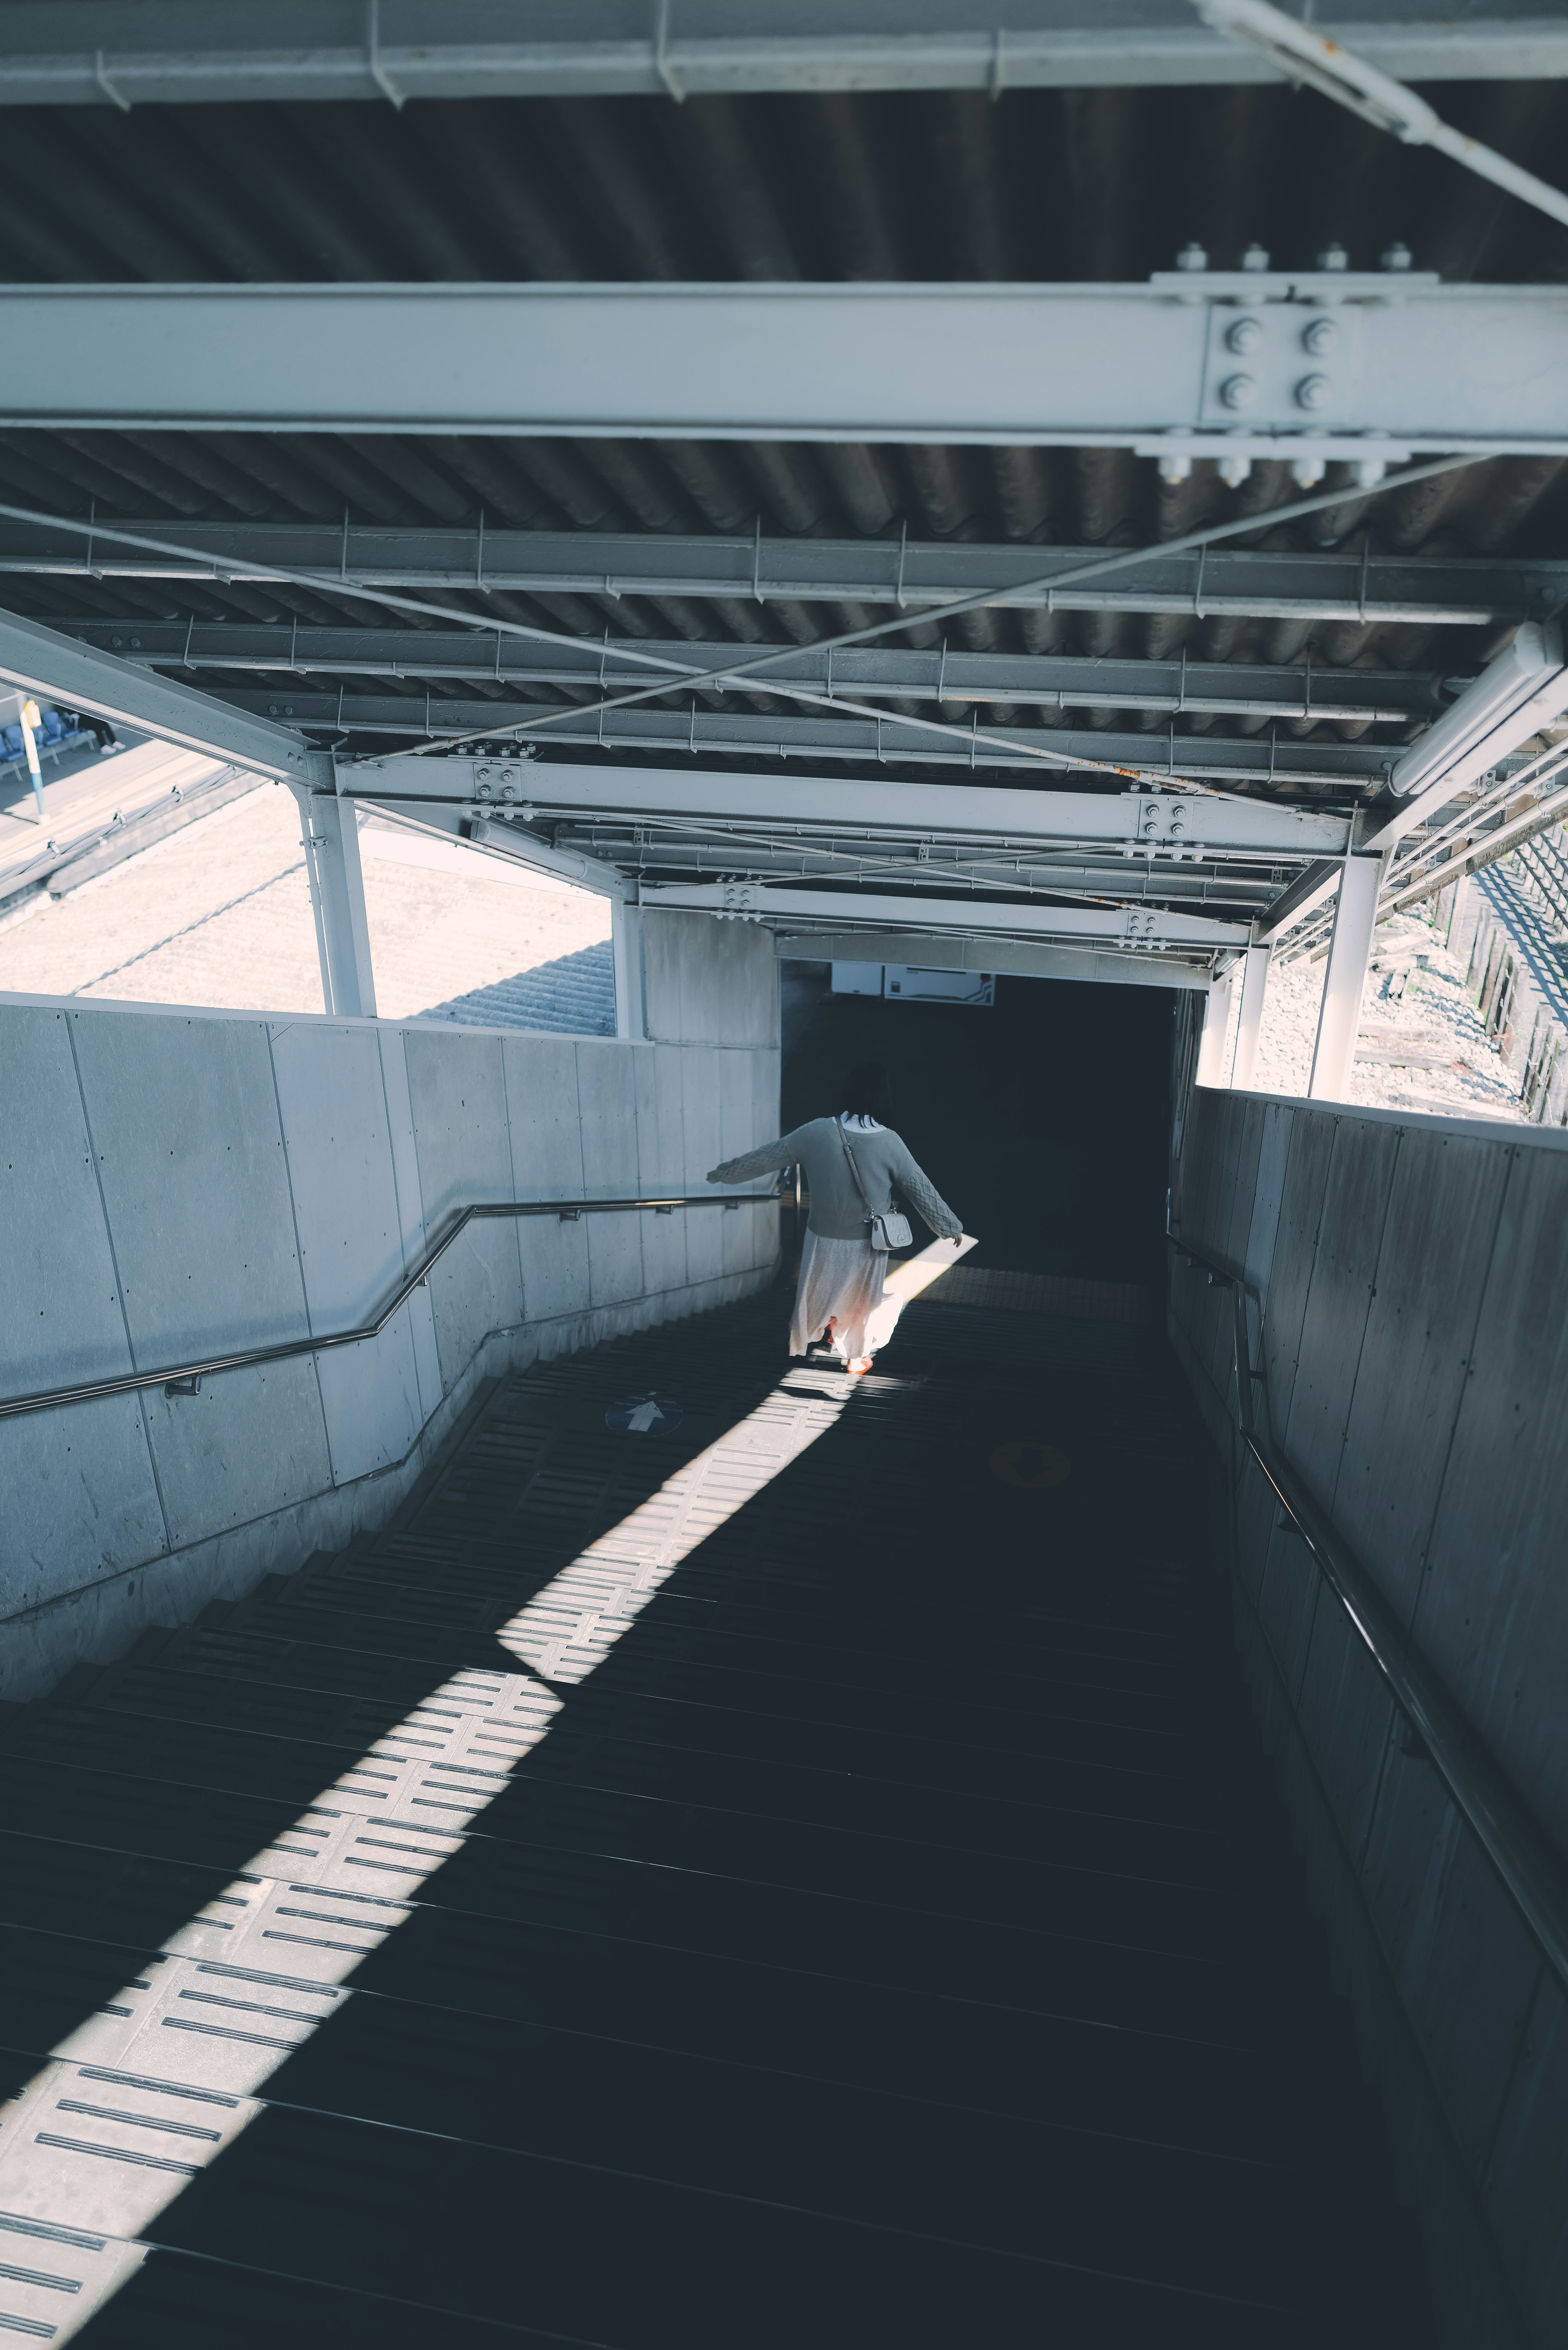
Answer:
[708,1059,964,1374]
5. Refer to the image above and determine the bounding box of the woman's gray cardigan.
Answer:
[708,1119,962,1243]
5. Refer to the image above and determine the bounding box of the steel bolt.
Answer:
[1241,243,1270,271]
[1316,243,1349,271]
[1381,241,1413,271]
[1295,373,1333,410]
[1301,316,1339,356]
[1226,316,1263,354]
[1158,453,1193,484]
[1218,453,1253,488]
[1219,373,1258,410]
[1176,241,1208,272]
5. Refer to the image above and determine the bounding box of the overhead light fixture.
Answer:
[1368,620,1568,847]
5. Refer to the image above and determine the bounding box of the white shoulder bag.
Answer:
[837,1122,912,1254]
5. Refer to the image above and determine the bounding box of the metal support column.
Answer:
[295,785,377,1019]
[612,897,646,1041]
[1196,967,1236,1087]
[1309,854,1384,1100]
[1232,943,1272,1090]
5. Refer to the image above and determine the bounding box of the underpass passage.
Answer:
[0,1295,1434,2347]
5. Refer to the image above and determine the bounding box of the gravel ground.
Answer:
[0,782,612,1021]
[1245,910,1525,1121]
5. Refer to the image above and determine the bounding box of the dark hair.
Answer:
[837,1059,893,1123]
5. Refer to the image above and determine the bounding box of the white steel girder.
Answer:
[633,881,1246,952]
[348,757,1352,862]
[1,4,1561,106]
[0,281,1565,462]
[0,604,321,783]
[771,931,1215,990]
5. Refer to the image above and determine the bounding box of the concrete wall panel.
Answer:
[1361,1761,1542,2191]
[1260,1108,1338,1437]
[1172,1082,1568,2350]
[644,912,778,1046]
[1414,1142,1568,1862]
[1256,1522,1322,1706]
[2,914,779,1690]
[143,1360,334,1550]
[1283,1116,1395,1506]
[270,1019,423,1483]
[1,1006,132,1394]
[0,1398,167,1615]
[403,1027,525,1395]
[501,1032,589,1324]
[634,1043,688,1297]
[577,1040,645,1307]
[1242,1100,1293,1296]
[1294,1592,1396,1866]
[1333,1130,1511,1626]
[375,1027,442,1421]
[681,1044,724,1289]
[719,1049,758,1280]
[69,1008,307,1360]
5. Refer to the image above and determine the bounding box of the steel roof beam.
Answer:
[636,879,1247,949]
[773,933,1214,991]
[550,832,1281,912]
[388,796,1267,914]
[0,281,1564,462]
[0,604,321,782]
[9,520,1557,629]
[243,689,1395,787]
[348,755,1351,859]
[1,3,1561,106]
[61,620,1438,728]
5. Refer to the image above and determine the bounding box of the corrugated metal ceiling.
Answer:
[0,83,1565,789]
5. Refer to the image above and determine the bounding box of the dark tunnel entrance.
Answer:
[781,963,1175,1292]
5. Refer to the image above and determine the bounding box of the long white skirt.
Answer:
[788,1231,906,1362]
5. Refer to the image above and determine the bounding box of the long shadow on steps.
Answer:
[0,1294,1435,2348]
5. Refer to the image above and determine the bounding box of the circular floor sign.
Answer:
[989,1440,1071,1489]
[606,1394,684,1437]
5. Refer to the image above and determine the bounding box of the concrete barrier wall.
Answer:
[0,914,781,1701]
[1170,1074,1568,2350]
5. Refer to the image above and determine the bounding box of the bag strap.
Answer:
[835,1117,876,1224]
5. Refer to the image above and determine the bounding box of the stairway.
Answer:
[0,1291,1435,2346]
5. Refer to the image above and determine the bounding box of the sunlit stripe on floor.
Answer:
[0,1369,858,2339]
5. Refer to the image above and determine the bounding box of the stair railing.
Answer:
[0,1183,787,1423]
[1168,1221,1568,2000]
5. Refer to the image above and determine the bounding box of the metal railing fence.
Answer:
[0,1185,785,1422]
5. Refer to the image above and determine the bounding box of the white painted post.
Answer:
[1232,943,1272,1090]
[298,788,377,1019]
[1195,966,1236,1087]
[1308,853,1383,1100]
[612,898,646,1040]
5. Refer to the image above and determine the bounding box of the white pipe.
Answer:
[1195,0,1568,231]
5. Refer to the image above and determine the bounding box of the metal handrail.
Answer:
[0,1184,786,1422]
[1169,1222,1568,1998]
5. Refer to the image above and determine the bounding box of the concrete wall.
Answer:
[0,915,781,1701]
[1170,1061,1568,2350]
